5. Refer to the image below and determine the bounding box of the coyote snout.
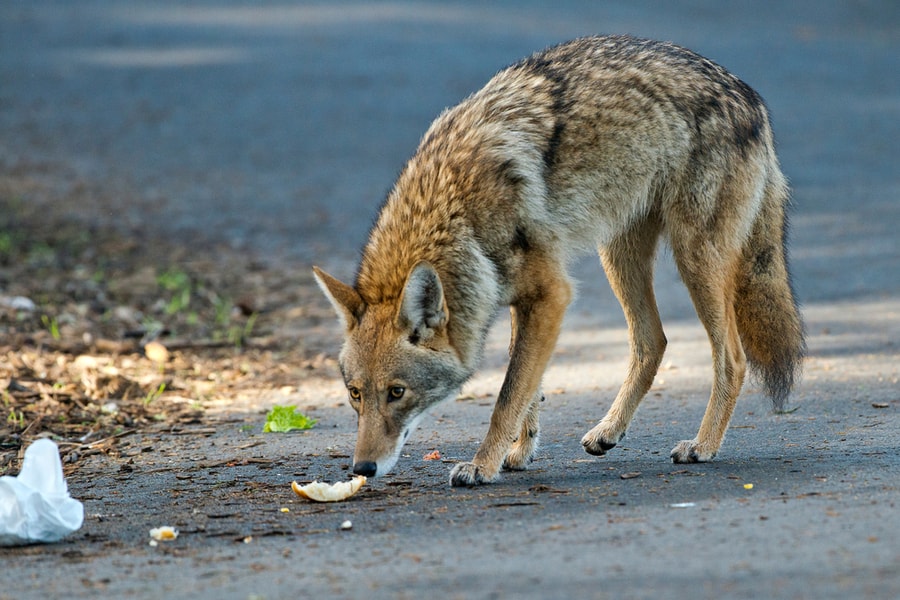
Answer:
[313,35,804,486]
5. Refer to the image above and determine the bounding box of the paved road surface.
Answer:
[2,2,898,598]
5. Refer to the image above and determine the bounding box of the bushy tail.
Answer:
[734,173,806,410]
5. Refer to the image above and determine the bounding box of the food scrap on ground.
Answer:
[291,475,366,502]
[149,526,178,542]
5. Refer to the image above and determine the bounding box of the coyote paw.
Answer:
[670,440,717,464]
[502,445,533,471]
[503,433,539,471]
[581,424,625,456]
[449,462,497,487]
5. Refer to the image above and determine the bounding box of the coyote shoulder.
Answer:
[314,35,805,486]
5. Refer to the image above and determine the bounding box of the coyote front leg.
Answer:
[503,306,543,471]
[450,269,571,486]
[503,390,542,471]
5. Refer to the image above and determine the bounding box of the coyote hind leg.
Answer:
[582,212,667,456]
[669,243,747,463]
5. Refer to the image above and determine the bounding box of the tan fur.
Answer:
[314,35,805,486]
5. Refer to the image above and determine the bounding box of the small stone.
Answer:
[1,296,37,311]
[144,341,169,363]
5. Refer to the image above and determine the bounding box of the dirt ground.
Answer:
[1,170,342,476]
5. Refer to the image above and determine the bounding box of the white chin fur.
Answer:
[371,411,426,477]
[369,391,458,477]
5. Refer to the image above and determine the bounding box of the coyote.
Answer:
[314,35,805,486]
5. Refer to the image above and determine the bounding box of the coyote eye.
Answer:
[388,386,406,401]
[347,387,361,401]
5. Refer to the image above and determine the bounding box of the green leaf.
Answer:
[263,405,317,433]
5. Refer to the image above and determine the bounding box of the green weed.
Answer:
[228,312,259,349]
[7,408,25,428]
[41,314,61,340]
[143,382,166,406]
[157,269,192,315]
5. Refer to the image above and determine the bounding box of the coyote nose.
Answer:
[353,461,377,477]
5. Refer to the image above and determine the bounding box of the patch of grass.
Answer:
[27,242,56,267]
[0,228,27,264]
[143,383,166,406]
[157,269,192,315]
[0,231,13,257]
[41,314,61,340]
[7,408,25,428]
[228,312,259,349]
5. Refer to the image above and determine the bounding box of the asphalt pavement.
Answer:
[2,2,898,598]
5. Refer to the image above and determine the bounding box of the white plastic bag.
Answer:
[0,438,84,545]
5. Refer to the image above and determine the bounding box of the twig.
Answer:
[84,428,137,448]
[170,427,218,436]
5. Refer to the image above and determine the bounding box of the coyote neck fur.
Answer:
[353,72,561,372]
[354,172,503,374]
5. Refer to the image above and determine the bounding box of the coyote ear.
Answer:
[398,262,448,340]
[313,266,364,330]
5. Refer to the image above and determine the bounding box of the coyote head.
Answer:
[313,262,467,478]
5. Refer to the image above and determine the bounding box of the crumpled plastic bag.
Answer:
[0,438,84,545]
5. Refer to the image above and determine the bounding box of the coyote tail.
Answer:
[734,172,806,410]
